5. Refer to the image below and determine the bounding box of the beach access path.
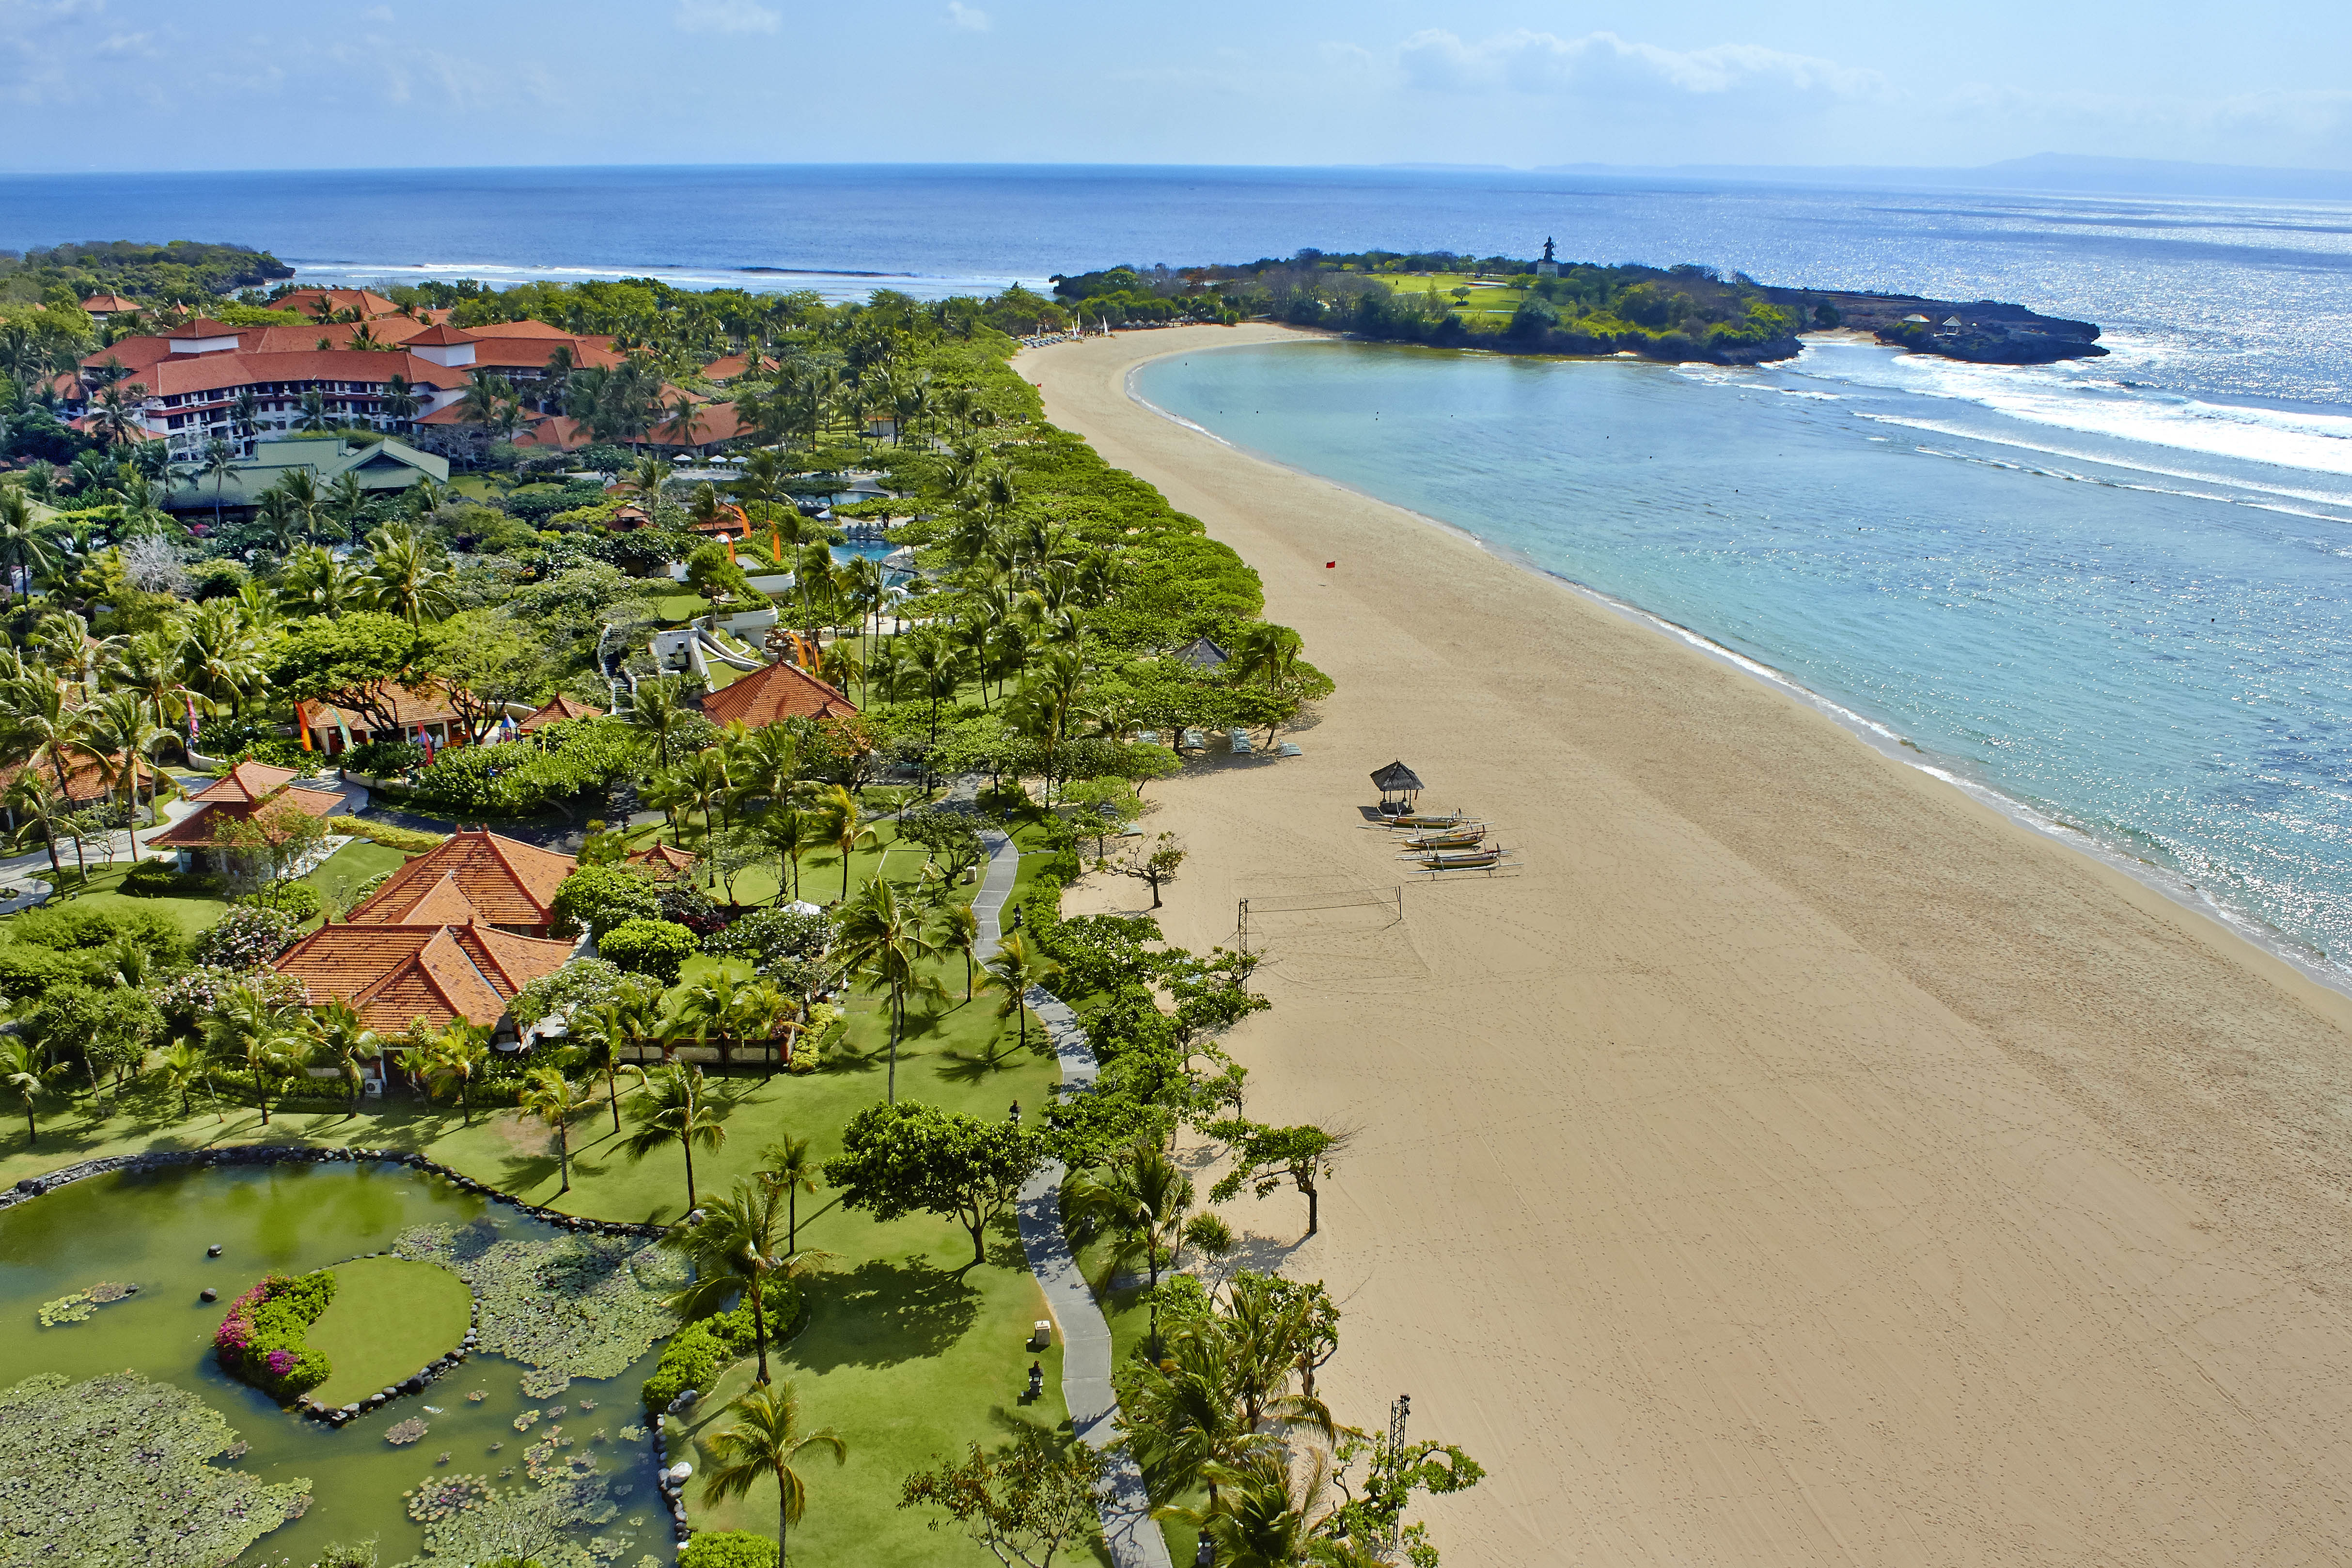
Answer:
[1025,323,2352,1567]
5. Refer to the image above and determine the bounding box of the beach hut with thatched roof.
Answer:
[1370,759,1425,812]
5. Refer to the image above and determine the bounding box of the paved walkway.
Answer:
[970,826,1174,1568]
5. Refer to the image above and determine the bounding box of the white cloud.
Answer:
[1396,29,1880,101]
[947,1,988,31]
[674,0,778,36]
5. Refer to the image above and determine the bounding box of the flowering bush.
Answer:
[703,903,831,969]
[214,1270,336,1399]
[151,965,311,1029]
[509,956,632,1031]
[598,918,697,984]
[192,905,301,971]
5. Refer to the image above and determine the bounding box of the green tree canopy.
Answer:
[824,1100,1042,1268]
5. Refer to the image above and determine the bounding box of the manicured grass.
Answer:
[308,1256,475,1405]
[16,861,230,941]
[654,592,713,624]
[0,826,1075,1566]
[302,840,411,922]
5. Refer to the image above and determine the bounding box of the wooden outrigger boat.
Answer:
[1403,826,1486,850]
[1383,810,1471,831]
[1399,844,1506,872]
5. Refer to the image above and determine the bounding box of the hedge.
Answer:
[679,1533,780,1568]
[599,918,698,984]
[640,1280,799,1416]
[213,1270,336,1399]
[329,815,447,854]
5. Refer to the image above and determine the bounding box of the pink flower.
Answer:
[266,1349,295,1376]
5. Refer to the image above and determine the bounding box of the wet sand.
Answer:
[1023,323,2352,1566]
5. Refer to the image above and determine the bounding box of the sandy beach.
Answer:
[1021,323,2352,1566]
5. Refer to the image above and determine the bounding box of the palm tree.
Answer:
[420,1021,491,1124]
[628,455,674,511]
[759,808,814,903]
[936,901,981,1002]
[202,988,313,1126]
[699,1382,847,1568]
[363,521,456,624]
[177,598,268,719]
[152,1037,214,1118]
[760,1135,822,1254]
[294,389,333,432]
[308,998,381,1113]
[574,988,653,1130]
[4,775,66,880]
[230,389,260,446]
[813,784,873,904]
[622,1062,726,1213]
[0,1038,61,1145]
[982,931,1061,1054]
[380,373,420,430]
[901,632,965,744]
[518,1066,584,1193]
[1067,1136,1193,1355]
[671,969,758,1072]
[1115,1328,1254,1509]
[1160,1447,1345,1568]
[661,1178,801,1383]
[628,677,692,771]
[88,381,149,449]
[80,690,161,858]
[328,470,370,536]
[196,440,241,529]
[0,491,53,604]
[832,876,945,1105]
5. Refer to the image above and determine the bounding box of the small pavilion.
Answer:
[1370,759,1426,815]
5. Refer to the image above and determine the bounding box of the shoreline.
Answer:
[1023,322,2352,1565]
[1120,340,2352,1008]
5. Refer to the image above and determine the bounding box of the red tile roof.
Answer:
[0,752,158,806]
[646,400,743,448]
[81,293,138,313]
[516,693,604,731]
[196,759,304,804]
[78,338,176,382]
[148,782,341,847]
[626,841,699,880]
[696,659,858,728]
[466,319,586,340]
[304,684,464,737]
[700,354,750,382]
[128,350,453,400]
[466,336,624,372]
[273,287,401,319]
[404,324,473,346]
[272,919,575,1033]
[347,829,578,934]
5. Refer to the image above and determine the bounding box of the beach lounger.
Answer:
[1230,729,1254,755]
[1278,741,1302,757]
[1138,730,1161,745]
[1182,728,1206,751]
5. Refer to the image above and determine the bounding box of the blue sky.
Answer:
[5,0,2348,173]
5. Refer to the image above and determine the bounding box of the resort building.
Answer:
[298,683,470,754]
[170,437,448,514]
[148,760,342,869]
[61,315,621,463]
[271,918,575,1038]
[693,659,859,728]
[344,829,578,938]
[78,293,139,323]
[513,693,604,732]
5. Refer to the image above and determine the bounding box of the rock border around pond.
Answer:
[3,1144,674,1431]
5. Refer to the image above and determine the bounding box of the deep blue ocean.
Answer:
[6,162,2350,975]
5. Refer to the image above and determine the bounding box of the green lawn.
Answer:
[308,1255,475,1405]
[303,839,411,924]
[0,819,1079,1566]
[654,592,713,624]
[19,860,230,941]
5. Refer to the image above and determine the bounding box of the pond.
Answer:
[0,1163,675,1567]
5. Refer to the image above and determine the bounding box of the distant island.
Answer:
[1051,246,2104,367]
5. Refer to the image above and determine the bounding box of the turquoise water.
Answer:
[1137,338,2352,979]
[0,1164,671,1567]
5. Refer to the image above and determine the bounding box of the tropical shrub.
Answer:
[0,941,88,999]
[655,880,726,935]
[598,918,697,984]
[549,864,661,940]
[405,717,639,816]
[192,905,300,970]
[702,903,831,969]
[678,1532,781,1568]
[640,1280,799,1416]
[152,965,310,1030]
[213,1270,336,1399]
[119,858,230,899]
[238,881,322,921]
[9,901,188,958]
[508,956,631,1030]
[343,738,425,778]
[328,814,447,853]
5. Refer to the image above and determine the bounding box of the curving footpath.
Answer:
[970,827,1174,1568]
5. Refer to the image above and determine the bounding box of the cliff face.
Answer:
[1768,288,2107,364]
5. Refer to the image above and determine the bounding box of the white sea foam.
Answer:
[1799,343,2352,481]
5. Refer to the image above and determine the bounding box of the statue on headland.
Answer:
[1537,236,1560,278]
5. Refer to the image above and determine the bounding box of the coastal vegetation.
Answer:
[0,250,1490,1566]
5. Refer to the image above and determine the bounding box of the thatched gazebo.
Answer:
[1370,759,1425,813]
